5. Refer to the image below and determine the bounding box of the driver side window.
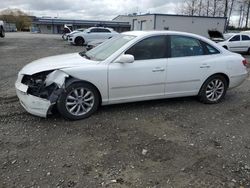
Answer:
[229,35,240,42]
[125,36,167,60]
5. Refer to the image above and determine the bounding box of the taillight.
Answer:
[242,59,248,67]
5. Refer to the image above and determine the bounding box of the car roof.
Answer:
[123,30,204,37]
[122,30,214,43]
[88,27,113,30]
[223,32,250,36]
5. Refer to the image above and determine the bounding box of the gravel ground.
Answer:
[0,32,250,188]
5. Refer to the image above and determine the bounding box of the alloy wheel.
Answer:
[205,79,225,102]
[65,87,94,116]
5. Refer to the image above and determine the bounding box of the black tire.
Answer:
[57,82,100,120]
[247,48,250,55]
[223,46,228,50]
[75,37,84,46]
[0,26,5,38]
[198,75,228,104]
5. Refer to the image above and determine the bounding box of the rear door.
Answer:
[241,34,250,52]
[227,34,242,52]
[166,35,220,97]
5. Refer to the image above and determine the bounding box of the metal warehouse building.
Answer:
[113,14,227,38]
[31,17,131,34]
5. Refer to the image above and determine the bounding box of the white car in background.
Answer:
[0,20,5,38]
[68,27,118,46]
[16,31,248,120]
[62,28,85,40]
[218,33,250,54]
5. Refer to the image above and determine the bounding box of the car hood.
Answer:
[20,53,98,75]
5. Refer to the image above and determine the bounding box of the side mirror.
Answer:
[115,54,134,63]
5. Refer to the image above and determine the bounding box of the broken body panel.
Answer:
[15,53,107,117]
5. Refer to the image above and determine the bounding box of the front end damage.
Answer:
[15,70,69,117]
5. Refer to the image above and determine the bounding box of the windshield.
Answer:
[223,33,234,40]
[84,35,136,61]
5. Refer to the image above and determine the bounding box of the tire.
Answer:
[247,48,250,55]
[75,37,84,46]
[57,82,100,120]
[223,46,228,50]
[0,26,5,38]
[198,75,228,104]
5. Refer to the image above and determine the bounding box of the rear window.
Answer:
[170,35,204,57]
[204,43,220,55]
[91,28,111,33]
[242,35,250,41]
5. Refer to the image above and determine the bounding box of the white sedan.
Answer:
[16,31,248,120]
[68,27,118,46]
[218,33,250,54]
[62,28,85,40]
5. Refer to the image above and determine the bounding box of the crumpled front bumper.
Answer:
[15,81,51,118]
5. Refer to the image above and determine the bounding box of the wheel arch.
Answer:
[74,36,85,44]
[222,45,228,50]
[65,77,103,104]
[199,73,230,93]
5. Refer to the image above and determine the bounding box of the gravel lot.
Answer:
[0,32,249,188]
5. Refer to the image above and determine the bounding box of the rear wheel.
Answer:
[75,37,84,46]
[57,82,100,120]
[198,75,228,104]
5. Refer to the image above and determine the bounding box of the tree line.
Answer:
[178,0,250,29]
[0,9,32,31]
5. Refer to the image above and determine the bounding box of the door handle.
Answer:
[200,65,210,68]
[152,67,165,72]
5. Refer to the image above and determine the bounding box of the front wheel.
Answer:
[75,37,84,46]
[198,75,228,104]
[57,82,100,120]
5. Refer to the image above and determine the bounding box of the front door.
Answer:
[108,35,168,103]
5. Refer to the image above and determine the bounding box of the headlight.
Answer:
[21,71,53,86]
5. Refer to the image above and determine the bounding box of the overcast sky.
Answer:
[0,0,183,20]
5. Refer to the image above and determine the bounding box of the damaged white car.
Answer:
[16,31,248,120]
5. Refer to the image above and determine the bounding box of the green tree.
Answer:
[0,8,32,31]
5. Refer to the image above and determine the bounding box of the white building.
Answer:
[113,14,227,38]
